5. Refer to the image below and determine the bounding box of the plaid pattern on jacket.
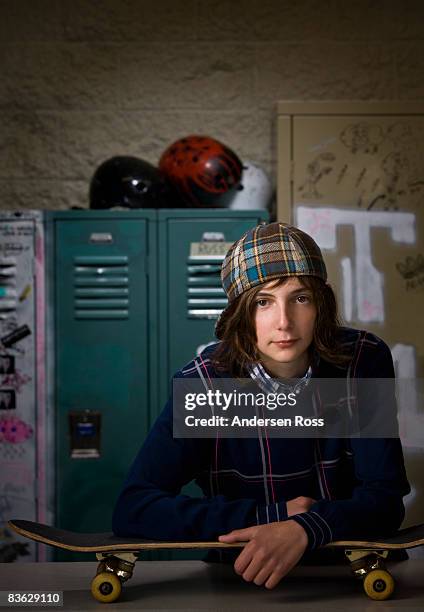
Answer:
[112,327,410,552]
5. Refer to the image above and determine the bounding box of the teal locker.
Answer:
[157,210,269,409]
[52,211,157,560]
[50,209,267,561]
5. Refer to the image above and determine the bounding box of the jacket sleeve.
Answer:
[112,392,259,540]
[292,336,411,550]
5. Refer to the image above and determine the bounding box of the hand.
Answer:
[218,520,308,589]
[286,496,316,517]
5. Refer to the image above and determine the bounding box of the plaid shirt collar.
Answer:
[247,362,311,395]
[246,351,319,396]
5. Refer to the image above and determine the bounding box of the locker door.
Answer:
[158,212,268,410]
[55,216,151,553]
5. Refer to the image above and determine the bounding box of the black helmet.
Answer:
[89,156,171,209]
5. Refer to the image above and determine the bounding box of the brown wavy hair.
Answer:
[212,276,349,377]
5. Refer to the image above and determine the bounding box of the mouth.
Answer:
[273,340,298,347]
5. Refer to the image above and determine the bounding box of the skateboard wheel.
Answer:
[363,569,395,601]
[91,572,122,603]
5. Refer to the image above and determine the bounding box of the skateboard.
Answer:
[8,519,424,603]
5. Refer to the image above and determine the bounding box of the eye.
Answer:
[256,298,269,307]
[296,294,311,304]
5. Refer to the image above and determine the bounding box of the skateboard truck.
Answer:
[89,548,397,603]
[345,549,394,600]
[92,552,138,603]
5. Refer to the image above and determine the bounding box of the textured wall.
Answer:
[1,0,423,210]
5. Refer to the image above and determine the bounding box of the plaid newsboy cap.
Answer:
[220,222,327,304]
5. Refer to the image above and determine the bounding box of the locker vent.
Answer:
[187,256,227,319]
[73,256,129,319]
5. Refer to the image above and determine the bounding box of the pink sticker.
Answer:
[0,416,33,444]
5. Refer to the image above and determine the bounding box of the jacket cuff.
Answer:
[256,501,288,525]
[291,511,333,551]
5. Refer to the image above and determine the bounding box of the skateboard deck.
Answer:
[8,519,424,603]
[8,519,244,552]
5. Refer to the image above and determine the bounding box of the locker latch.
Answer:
[69,410,101,459]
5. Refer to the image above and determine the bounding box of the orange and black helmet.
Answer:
[159,135,243,208]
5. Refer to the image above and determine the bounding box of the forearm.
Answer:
[112,484,259,540]
[304,486,405,540]
[291,438,410,549]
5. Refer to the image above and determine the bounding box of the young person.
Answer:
[113,222,410,590]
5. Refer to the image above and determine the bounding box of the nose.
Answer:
[275,300,292,330]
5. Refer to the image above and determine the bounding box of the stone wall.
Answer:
[0,0,423,210]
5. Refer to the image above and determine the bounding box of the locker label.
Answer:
[89,233,113,244]
[190,242,233,257]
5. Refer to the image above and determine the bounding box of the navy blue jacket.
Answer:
[112,328,410,551]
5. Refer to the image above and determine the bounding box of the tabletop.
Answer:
[1,559,424,610]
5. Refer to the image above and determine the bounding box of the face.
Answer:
[254,277,317,378]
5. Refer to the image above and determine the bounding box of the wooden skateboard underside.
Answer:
[9,519,424,553]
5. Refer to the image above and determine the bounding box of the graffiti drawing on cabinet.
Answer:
[0,212,47,562]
